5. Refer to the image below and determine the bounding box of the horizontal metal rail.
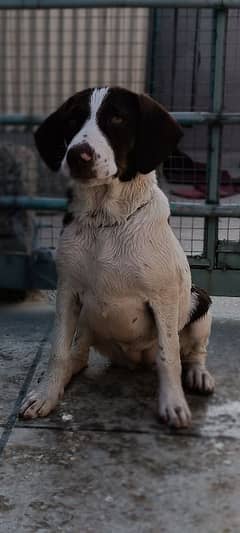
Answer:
[170,203,240,217]
[1,252,240,296]
[1,112,240,127]
[1,0,240,9]
[0,196,67,210]
[0,114,42,126]
[173,112,240,126]
[1,195,240,217]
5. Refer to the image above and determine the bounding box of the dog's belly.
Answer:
[81,295,156,347]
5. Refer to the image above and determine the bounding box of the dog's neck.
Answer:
[69,172,157,227]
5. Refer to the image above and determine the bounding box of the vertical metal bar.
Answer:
[145,7,155,95]
[145,7,161,99]
[190,8,200,110]
[208,8,227,202]
[204,7,227,267]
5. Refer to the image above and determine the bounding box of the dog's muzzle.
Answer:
[66,142,96,180]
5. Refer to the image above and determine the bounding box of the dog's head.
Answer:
[35,86,183,185]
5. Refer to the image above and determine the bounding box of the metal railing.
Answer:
[0,1,240,7]
[0,0,240,295]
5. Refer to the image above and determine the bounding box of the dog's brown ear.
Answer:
[136,94,183,174]
[34,105,66,171]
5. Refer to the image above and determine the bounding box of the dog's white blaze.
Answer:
[90,87,109,120]
[61,87,118,179]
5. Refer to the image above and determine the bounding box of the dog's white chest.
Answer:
[57,222,158,341]
[66,225,142,294]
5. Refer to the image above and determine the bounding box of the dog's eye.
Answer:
[111,115,125,125]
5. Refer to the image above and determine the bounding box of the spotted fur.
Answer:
[20,86,214,428]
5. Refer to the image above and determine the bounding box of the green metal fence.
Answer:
[0,0,240,295]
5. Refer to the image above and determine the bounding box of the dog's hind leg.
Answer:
[180,311,215,395]
[19,285,85,419]
[70,326,91,375]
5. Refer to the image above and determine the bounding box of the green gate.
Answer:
[0,1,240,295]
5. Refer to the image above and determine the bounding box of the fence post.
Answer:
[205,7,227,268]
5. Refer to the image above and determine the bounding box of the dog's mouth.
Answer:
[70,165,119,183]
[70,168,97,182]
[70,171,118,188]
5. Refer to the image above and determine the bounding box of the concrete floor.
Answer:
[0,298,240,533]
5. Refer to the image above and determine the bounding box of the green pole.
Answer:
[204,7,227,268]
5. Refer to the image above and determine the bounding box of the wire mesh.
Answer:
[0,5,239,261]
[224,8,240,113]
[171,216,205,255]
[33,213,206,256]
[218,122,240,247]
[218,217,240,242]
[34,213,63,250]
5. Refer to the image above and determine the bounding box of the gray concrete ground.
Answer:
[0,297,240,533]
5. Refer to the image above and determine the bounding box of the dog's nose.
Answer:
[79,143,94,162]
[67,143,94,170]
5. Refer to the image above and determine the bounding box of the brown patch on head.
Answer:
[97,87,183,181]
[135,93,183,174]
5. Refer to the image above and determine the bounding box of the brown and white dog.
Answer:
[20,87,214,428]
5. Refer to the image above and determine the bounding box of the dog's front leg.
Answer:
[149,299,191,428]
[20,285,80,419]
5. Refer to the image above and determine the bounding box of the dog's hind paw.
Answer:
[183,363,215,395]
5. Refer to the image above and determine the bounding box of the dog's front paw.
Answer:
[158,390,192,428]
[19,382,64,419]
[183,363,215,395]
